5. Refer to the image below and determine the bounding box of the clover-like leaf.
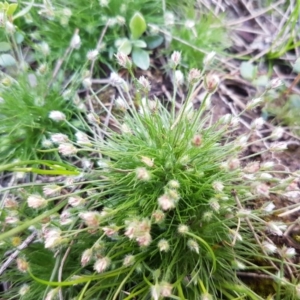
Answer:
[293,57,300,74]
[144,35,164,49]
[118,39,132,55]
[132,47,150,70]
[129,12,147,40]
[240,61,256,81]
[0,53,16,67]
[0,42,11,52]
[132,39,147,48]
[6,3,18,16]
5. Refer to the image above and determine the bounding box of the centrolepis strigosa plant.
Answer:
[1,52,300,300]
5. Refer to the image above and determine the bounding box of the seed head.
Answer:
[203,74,220,94]
[138,76,151,93]
[123,254,135,267]
[212,181,224,192]
[27,194,47,209]
[17,258,29,272]
[152,210,165,223]
[136,232,152,247]
[115,52,132,69]
[50,133,69,144]
[203,51,216,66]
[174,70,184,85]
[266,221,287,236]
[268,78,282,89]
[191,134,202,147]
[68,196,85,207]
[158,239,170,252]
[251,117,265,130]
[141,156,154,167]
[79,211,101,227]
[19,284,30,296]
[136,167,151,181]
[178,224,189,235]
[281,246,296,258]
[246,97,263,110]
[187,239,199,254]
[70,32,81,49]
[75,131,91,146]
[81,248,93,266]
[49,111,66,122]
[87,49,98,61]
[262,241,277,254]
[170,51,181,68]
[168,180,180,189]
[93,257,111,273]
[188,68,201,85]
[158,194,176,211]
[58,143,77,156]
[270,127,284,140]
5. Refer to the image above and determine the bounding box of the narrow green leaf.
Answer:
[0,53,16,67]
[129,12,147,40]
[13,0,34,20]
[132,47,150,70]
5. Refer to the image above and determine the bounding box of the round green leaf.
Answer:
[15,32,24,44]
[132,39,147,48]
[253,75,269,87]
[144,35,164,49]
[129,12,147,40]
[240,61,256,80]
[293,57,300,73]
[289,94,300,108]
[0,42,11,52]
[118,39,132,55]
[0,53,16,67]
[132,47,149,70]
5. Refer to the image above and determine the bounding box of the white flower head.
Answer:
[203,51,216,66]
[170,51,181,68]
[70,32,81,49]
[81,248,93,266]
[27,194,47,209]
[123,254,135,267]
[135,167,151,181]
[68,196,85,207]
[44,228,62,249]
[75,131,91,146]
[174,70,184,85]
[266,221,287,236]
[158,239,170,252]
[49,111,66,122]
[58,143,77,156]
[158,194,175,211]
[50,133,69,144]
[262,241,277,254]
[94,257,111,273]
[87,49,98,61]
[43,185,61,197]
[187,239,199,254]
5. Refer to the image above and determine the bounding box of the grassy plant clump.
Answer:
[1,53,300,300]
